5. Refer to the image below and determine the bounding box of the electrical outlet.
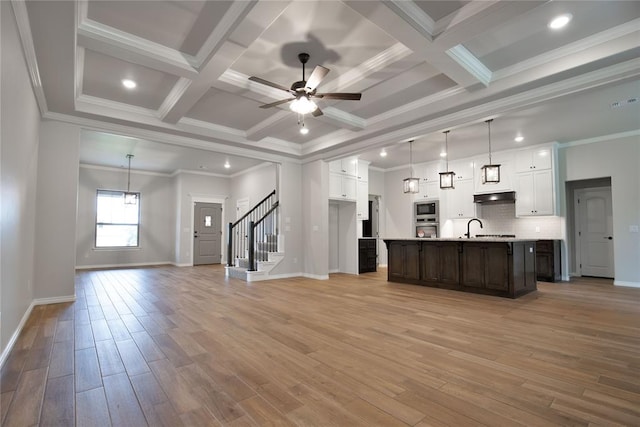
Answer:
[535,226,540,233]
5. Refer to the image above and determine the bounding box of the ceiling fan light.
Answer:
[290,96,317,115]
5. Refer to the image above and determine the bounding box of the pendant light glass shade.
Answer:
[481,119,501,184]
[439,130,455,190]
[403,140,419,194]
[124,154,138,205]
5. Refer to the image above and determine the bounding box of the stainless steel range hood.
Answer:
[473,191,516,204]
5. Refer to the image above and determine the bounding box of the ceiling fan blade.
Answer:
[249,76,292,93]
[315,92,362,101]
[259,98,295,109]
[305,65,329,91]
[312,107,323,117]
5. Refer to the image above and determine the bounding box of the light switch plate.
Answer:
[630,225,639,233]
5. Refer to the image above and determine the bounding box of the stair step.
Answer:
[225,266,247,281]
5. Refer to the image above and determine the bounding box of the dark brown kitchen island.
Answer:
[383,238,537,298]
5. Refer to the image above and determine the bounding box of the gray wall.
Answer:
[228,162,277,223]
[35,122,79,299]
[271,161,303,276]
[76,166,173,268]
[1,1,41,354]
[300,161,329,278]
[174,172,229,265]
[368,168,387,264]
[558,135,640,285]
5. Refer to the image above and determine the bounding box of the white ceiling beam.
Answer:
[344,0,484,89]
[433,1,546,49]
[76,19,199,78]
[159,0,291,124]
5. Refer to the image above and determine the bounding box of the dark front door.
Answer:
[193,202,222,265]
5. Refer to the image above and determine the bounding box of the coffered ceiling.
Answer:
[12,0,640,174]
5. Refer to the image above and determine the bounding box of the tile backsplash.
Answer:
[445,203,563,239]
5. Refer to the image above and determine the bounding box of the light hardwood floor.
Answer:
[2,265,640,426]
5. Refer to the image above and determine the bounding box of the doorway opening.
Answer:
[566,178,614,279]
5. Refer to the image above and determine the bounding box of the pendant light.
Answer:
[124,154,138,205]
[480,119,501,184]
[403,140,419,194]
[439,130,455,189]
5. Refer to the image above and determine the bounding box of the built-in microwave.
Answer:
[415,201,439,222]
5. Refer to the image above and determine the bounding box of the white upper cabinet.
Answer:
[357,160,369,182]
[329,158,358,176]
[446,179,476,218]
[515,147,552,172]
[356,180,369,220]
[448,159,475,181]
[413,162,441,201]
[515,169,554,216]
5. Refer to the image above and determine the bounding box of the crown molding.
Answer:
[75,94,160,124]
[76,18,198,78]
[11,0,48,116]
[170,169,229,179]
[434,0,499,37]
[43,111,292,165]
[322,107,366,130]
[229,161,279,178]
[493,18,640,81]
[80,163,172,177]
[558,129,640,149]
[446,44,492,87]
[384,0,435,40]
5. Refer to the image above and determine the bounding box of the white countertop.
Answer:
[383,237,537,242]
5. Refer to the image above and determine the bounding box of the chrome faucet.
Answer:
[465,218,483,238]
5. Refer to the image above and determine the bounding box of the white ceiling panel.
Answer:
[185,88,277,130]
[87,0,208,53]
[83,50,179,110]
[414,1,470,22]
[464,1,640,71]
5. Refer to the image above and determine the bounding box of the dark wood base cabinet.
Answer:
[536,240,561,282]
[358,239,377,273]
[384,239,537,298]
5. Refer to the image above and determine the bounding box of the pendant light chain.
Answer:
[444,130,450,171]
[486,119,493,164]
[409,140,414,178]
[126,154,133,192]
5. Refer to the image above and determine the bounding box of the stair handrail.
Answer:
[231,189,276,228]
[252,201,279,228]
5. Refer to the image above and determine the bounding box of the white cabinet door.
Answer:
[515,170,554,216]
[329,173,343,199]
[515,147,552,172]
[343,175,357,200]
[414,180,439,201]
[357,160,369,182]
[448,179,475,218]
[357,180,369,220]
[449,159,475,182]
[329,158,358,176]
[515,172,535,216]
[533,170,554,215]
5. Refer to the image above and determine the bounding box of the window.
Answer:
[95,190,140,247]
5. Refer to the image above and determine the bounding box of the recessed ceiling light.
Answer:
[514,136,524,142]
[549,14,572,30]
[299,126,309,135]
[122,79,137,89]
[440,151,447,157]
[224,161,231,169]
[379,149,387,157]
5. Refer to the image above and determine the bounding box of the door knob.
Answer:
[604,236,613,240]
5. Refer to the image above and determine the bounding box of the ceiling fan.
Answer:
[248,53,362,117]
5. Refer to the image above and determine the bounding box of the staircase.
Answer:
[225,190,283,282]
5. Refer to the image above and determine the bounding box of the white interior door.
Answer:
[576,187,614,278]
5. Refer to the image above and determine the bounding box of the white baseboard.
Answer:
[75,261,172,270]
[614,280,640,288]
[171,262,192,267]
[33,295,76,305]
[378,264,388,268]
[0,294,77,369]
[302,273,329,280]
